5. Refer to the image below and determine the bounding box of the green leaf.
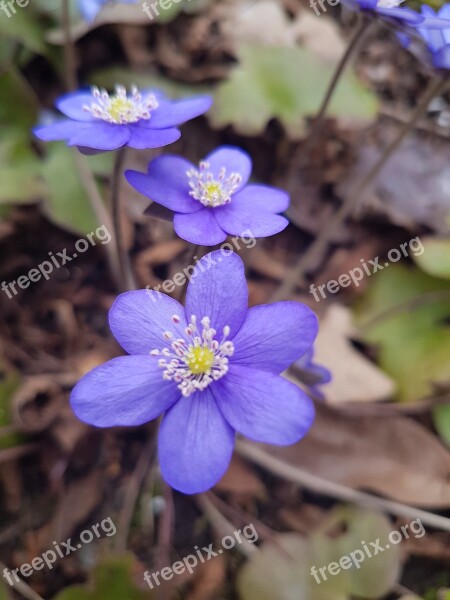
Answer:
[0,133,45,204]
[0,4,47,55]
[355,265,450,402]
[238,507,400,600]
[0,66,39,131]
[209,45,378,138]
[432,404,450,446]
[41,144,100,236]
[53,554,155,600]
[413,237,450,281]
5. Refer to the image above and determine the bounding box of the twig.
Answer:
[300,17,373,159]
[271,75,449,301]
[114,433,156,553]
[0,561,46,600]
[196,494,257,557]
[360,290,450,331]
[236,439,450,533]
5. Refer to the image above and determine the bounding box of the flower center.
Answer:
[187,161,242,208]
[150,315,234,397]
[83,85,159,124]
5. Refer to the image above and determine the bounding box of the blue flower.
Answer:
[33,86,212,153]
[125,146,290,245]
[400,4,450,70]
[70,250,319,494]
[293,348,331,400]
[341,0,425,27]
[77,0,136,22]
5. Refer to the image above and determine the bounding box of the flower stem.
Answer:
[73,152,122,289]
[303,16,372,151]
[272,75,448,301]
[111,148,136,292]
[61,0,77,91]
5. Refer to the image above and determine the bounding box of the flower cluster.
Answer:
[70,251,319,494]
[33,67,325,495]
[342,0,450,29]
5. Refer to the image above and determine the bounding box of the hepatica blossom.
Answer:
[125,146,290,245]
[400,4,450,70]
[341,0,450,28]
[70,251,318,494]
[33,86,212,152]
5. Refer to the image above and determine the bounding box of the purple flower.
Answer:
[70,250,318,494]
[400,5,450,70]
[125,146,290,245]
[342,0,442,29]
[77,0,136,22]
[33,86,212,153]
[293,349,331,400]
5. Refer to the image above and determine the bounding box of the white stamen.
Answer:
[186,161,242,208]
[151,315,234,397]
[83,85,159,124]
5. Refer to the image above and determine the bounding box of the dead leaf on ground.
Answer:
[264,402,450,508]
[306,305,396,403]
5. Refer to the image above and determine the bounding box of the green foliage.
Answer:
[209,45,378,138]
[41,144,100,236]
[355,265,450,403]
[238,507,400,600]
[53,554,155,600]
[413,237,450,280]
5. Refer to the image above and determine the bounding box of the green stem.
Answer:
[272,75,449,301]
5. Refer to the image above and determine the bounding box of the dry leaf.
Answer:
[312,305,396,403]
[267,402,450,508]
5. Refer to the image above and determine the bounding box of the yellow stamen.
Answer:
[187,346,215,374]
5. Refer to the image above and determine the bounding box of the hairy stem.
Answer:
[111,148,136,291]
[303,17,372,153]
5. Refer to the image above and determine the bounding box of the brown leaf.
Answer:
[185,556,226,600]
[267,402,450,508]
[215,455,266,498]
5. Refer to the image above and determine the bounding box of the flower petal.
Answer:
[125,155,201,214]
[56,91,97,121]
[158,388,235,494]
[33,119,83,142]
[230,302,318,373]
[127,125,180,149]
[109,290,188,355]
[147,95,213,129]
[215,365,315,445]
[232,184,290,213]
[70,355,180,427]
[204,146,252,191]
[174,210,227,245]
[185,250,248,335]
[376,6,423,24]
[214,203,289,238]
[68,123,131,150]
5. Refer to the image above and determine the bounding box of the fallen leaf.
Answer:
[267,402,450,508]
[308,304,396,404]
